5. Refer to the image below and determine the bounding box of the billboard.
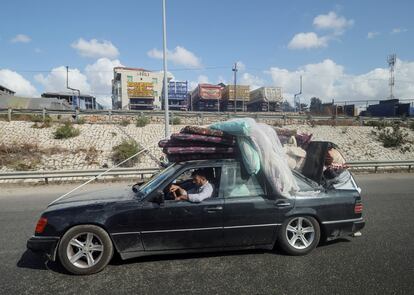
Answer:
[199,85,221,100]
[127,82,153,98]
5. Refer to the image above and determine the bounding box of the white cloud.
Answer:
[148,46,202,68]
[367,31,380,39]
[35,66,91,93]
[10,34,31,43]
[85,58,123,106]
[391,27,408,34]
[313,11,354,34]
[0,69,37,96]
[240,73,265,90]
[34,59,124,107]
[189,75,210,90]
[71,38,119,58]
[266,59,414,102]
[197,75,209,83]
[236,61,246,71]
[288,32,328,49]
[288,12,353,50]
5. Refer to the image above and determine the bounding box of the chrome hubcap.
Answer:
[286,217,315,250]
[67,232,104,268]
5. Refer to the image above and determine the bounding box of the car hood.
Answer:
[47,184,136,208]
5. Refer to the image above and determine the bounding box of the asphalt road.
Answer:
[0,174,413,295]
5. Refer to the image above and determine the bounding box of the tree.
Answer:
[310,97,322,114]
[295,102,308,112]
[281,100,295,112]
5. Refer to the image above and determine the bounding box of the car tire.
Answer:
[58,225,113,275]
[278,216,320,255]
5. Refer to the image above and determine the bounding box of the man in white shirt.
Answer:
[169,169,214,203]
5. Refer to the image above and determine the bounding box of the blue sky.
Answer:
[1,0,413,106]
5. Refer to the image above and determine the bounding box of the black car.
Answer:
[27,142,365,275]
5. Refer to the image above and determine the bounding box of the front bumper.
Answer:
[27,236,60,261]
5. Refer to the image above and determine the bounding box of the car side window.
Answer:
[221,163,265,198]
[163,166,221,201]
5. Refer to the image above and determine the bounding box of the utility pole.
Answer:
[162,0,170,138]
[232,62,238,112]
[294,75,302,112]
[66,66,81,120]
[387,54,396,99]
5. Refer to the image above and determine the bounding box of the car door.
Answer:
[139,166,224,251]
[221,162,292,247]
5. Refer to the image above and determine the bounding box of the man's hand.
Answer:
[169,184,188,201]
[169,184,180,192]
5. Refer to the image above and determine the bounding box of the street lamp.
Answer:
[232,62,238,113]
[162,0,170,138]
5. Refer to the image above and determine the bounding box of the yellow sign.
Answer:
[127,82,153,98]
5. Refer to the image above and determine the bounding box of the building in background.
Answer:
[112,67,173,110]
[41,92,99,109]
[247,87,283,112]
[362,99,414,117]
[0,94,70,110]
[190,84,222,112]
[221,85,250,111]
[162,81,189,111]
[0,85,16,96]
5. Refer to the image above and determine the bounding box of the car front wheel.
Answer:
[58,225,113,275]
[278,216,320,255]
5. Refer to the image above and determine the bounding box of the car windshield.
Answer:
[136,163,179,198]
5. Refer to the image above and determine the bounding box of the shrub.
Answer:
[365,120,396,130]
[111,140,141,167]
[76,117,86,124]
[0,143,42,170]
[120,119,130,126]
[171,117,181,125]
[376,123,408,148]
[136,115,150,127]
[30,115,43,123]
[54,122,80,139]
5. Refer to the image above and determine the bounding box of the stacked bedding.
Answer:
[158,126,237,162]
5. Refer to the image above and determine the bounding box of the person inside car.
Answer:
[169,169,213,202]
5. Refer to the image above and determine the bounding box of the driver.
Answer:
[169,169,213,203]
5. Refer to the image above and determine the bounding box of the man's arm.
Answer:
[187,183,213,203]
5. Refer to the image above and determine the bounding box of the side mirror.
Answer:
[151,190,165,205]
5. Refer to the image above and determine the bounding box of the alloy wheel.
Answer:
[66,232,104,268]
[285,217,315,250]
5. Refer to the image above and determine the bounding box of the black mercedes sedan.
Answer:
[27,151,365,275]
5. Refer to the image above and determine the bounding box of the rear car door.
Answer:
[221,162,291,247]
[139,165,224,251]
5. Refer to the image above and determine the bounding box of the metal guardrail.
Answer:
[0,167,161,183]
[346,160,414,173]
[1,107,412,123]
[0,161,412,183]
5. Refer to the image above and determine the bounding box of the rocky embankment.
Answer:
[0,121,413,174]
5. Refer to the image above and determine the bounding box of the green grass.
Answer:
[136,115,150,127]
[111,140,141,167]
[53,122,80,139]
[170,117,181,125]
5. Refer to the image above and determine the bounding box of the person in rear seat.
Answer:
[169,169,213,203]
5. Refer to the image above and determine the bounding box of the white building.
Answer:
[112,67,173,110]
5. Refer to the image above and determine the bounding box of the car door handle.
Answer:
[274,202,291,207]
[204,206,223,213]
